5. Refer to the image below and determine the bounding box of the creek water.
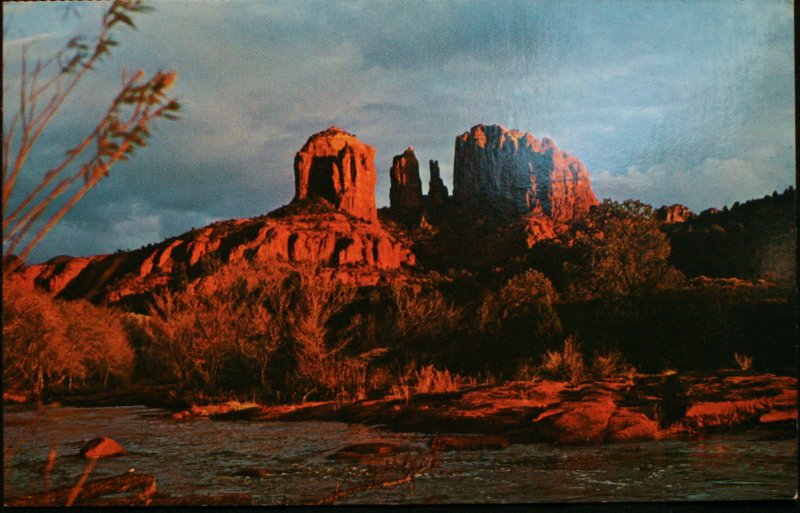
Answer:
[3,404,796,504]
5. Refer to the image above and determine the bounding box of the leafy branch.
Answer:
[2,0,179,263]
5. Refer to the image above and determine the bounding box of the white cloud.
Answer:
[593,155,792,212]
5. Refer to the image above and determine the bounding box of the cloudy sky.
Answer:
[3,0,794,263]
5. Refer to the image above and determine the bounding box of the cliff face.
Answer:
[453,124,597,231]
[293,127,378,222]
[389,147,423,211]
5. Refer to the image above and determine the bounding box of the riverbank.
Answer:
[166,370,796,445]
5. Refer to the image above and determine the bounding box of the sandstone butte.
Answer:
[453,124,598,245]
[293,126,378,223]
[7,127,415,306]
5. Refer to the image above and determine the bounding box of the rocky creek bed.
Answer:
[173,371,797,445]
[5,370,796,505]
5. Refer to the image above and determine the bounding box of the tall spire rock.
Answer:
[293,127,378,222]
[389,147,423,211]
[427,160,449,208]
[453,124,598,228]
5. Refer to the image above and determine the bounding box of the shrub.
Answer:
[138,260,287,394]
[2,279,133,395]
[538,336,586,386]
[734,352,753,371]
[284,263,357,397]
[389,282,463,344]
[59,299,134,388]
[591,349,636,379]
[563,199,684,299]
[390,364,476,400]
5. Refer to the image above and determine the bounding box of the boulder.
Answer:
[604,409,658,442]
[533,399,617,444]
[293,127,378,222]
[79,437,127,459]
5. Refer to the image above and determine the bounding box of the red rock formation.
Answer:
[389,147,423,211]
[293,127,378,222]
[453,124,598,231]
[427,160,449,208]
[6,127,420,305]
[657,204,694,224]
[6,210,415,306]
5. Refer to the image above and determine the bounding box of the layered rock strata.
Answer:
[293,127,378,222]
[9,211,415,306]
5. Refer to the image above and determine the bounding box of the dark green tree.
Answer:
[565,199,683,299]
[479,269,562,365]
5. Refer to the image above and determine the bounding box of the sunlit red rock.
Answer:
[389,147,423,211]
[533,399,618,444]
[657,204,694,224]
[293,127,378,222]
[453,124,598,231]
[605,410,658,442]
[7,210,415,306]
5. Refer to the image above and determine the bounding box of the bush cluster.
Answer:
[3,280,133,396]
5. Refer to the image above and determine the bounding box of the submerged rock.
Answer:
[79,437,127,459]
[327,442,408,462]
[431,435,510,451]
[231,467,278,478]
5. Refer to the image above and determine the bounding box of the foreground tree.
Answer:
[3,279,133,395]
[2,0,179,263]
[564,199,683,299]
